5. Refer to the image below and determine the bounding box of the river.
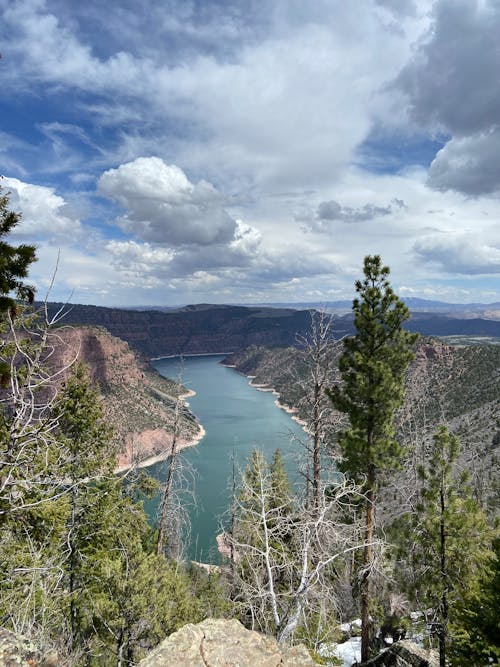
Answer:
[146,354,306,563]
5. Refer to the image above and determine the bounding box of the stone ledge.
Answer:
[139,618,316,667]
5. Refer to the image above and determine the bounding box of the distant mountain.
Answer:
[247,298,500,317]
[44,302,500,357]
[45,302,316,358]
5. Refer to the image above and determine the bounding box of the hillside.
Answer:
[46,303,315,357]
[44,302,500,358]
[44,325,202,470]
[224,338,500,511]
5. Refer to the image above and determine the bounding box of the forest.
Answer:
[0,184,498,666]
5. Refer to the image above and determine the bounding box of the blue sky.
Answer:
[1,0,499,306]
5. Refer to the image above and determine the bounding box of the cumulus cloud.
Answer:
[3,177,83,240]
[105,240,175,277]
[427,129,500,195]
[302,197,407,232]
[414,235,500,275]
[396,0,500,194]
[1,0,419,191]
[397,0,500,135]
[98,157,237,246]
[104,220,262,281]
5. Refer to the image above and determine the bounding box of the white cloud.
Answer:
[3,177,83,241]
[1,1,422,191]
[396,0,500,195]
[98,157,237,246]
[1,1,500,304]
[105,240,175,276]
[427,129,500,195]
[413,234,500,275]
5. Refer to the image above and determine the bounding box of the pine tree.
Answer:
[55,365,202,664]
[0,182,36,384]
[450,536,500,665]
[268,448,292,515]
[327,255,417,661]
[0,182,36,312]
[55,363,116,654]
[407,425,494,667]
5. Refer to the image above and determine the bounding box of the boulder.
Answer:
[359,640,438,667]
[0,627,57,667]
[139,618,315,667]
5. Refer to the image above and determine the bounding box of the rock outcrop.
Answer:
[138,618,315,667]
[359,640,438,667]
[45,303,317,358]
[43,325,202,469]
[0,627,57,667]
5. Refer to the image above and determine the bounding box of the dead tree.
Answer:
[225,459,373,646]
[295,310,343,508]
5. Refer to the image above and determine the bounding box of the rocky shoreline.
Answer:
[249,379,310,435]
[115,385,205,473]
[115,421,206,474]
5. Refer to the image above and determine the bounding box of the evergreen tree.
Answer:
[55,363,116,653]
[268,448,292,514]
[406,425,495,667]
[73,479,200,665]
[450,536,500,665]
[0,182,36,384]
[327,255,417,661]
[0,182,36,312]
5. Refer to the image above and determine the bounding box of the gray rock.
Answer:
[0,627,39,667]
[139,618,316,667]
[0,628,59,667]
[359,640,439,667]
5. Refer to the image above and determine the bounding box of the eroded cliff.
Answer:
[45,325,202,469]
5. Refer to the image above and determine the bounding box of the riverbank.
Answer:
[115,422,206,474]
[249,379,310,435]
[150,352,234,361]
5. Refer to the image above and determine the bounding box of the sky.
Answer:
[0,0,499,307]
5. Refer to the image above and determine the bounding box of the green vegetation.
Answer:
[392,426,495,666]
[327,255,417,662]
[0,188,228,665]
[0,187,498,666]
[226,263,499,664]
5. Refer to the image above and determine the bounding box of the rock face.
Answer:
[0,628,38,666]
[43,325,202,469]
[359,640,439,667]
[45,302,500,360]
[45,303,318,357]
[138,619,315,667]
[0,627,58,667]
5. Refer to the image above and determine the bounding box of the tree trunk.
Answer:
[156,396,180,555]
[230,452,236,599]
[361,465,375,663]
[116,628,125,667]
[439,485,447,667]
[68,481,78,652]
[312,381,321,508]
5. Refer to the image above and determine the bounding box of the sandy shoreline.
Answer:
[249,379,310,435]
[150,352,234,361]
[115,422,206,474]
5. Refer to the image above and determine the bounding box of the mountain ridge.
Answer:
[43,302,500,359]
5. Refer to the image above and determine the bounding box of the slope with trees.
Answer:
[392,425,495,667]
[0,184,229,665]
[326,255,418,662]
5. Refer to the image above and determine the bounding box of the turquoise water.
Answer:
[148,354,306,563]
